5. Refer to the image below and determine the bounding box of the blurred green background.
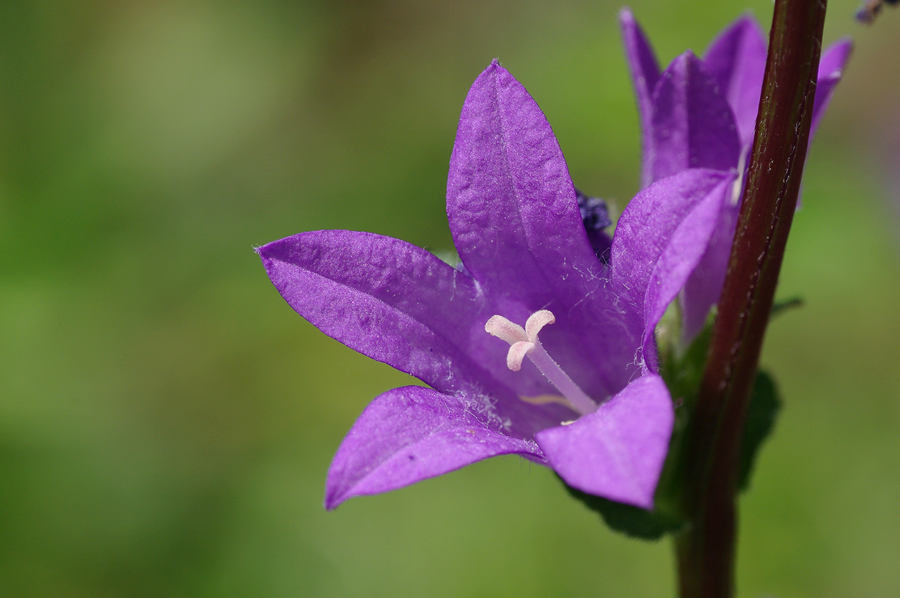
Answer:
[1,0,898,596]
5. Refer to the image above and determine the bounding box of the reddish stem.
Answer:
[675,1,827,596]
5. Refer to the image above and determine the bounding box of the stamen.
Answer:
[520,394,580,411]
[485,310,597,416]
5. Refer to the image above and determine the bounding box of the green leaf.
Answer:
[567,323,780,538]
[659,318,783,494]
[660,312,714,405]
[558,476,684,540]
[771,296,804,318]
[738,369,782,491]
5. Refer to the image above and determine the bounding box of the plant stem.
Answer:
[675,1,827,596]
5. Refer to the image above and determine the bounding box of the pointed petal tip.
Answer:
[618,6,635,24]
[820,38,853,77]
[323,475,381,510]
[830,36,854,52]
[256,231,304,260]
[731,12,763,32]
[561,469,657,510]
[324,386,547,513]
[256,232,312,274]
[536,374,673,510]
[835,36,854,48]
[324,455,377,510]
[648,53,740,181]
[323,491,342,511]
[702,13,766,64]
[475,58,509,89]
[256,238,281,268]
[660,50,703,78]
[706,11,764,48]
[483,58,506,78]
[324,477,356,510]
[673,49,699,65]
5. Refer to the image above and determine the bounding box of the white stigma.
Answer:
[485,310,597,416]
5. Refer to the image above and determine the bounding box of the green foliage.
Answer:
[558,476,684,540]
[565,319,782,540]
[738,370,782,491]
[771,296,804,318]
[659,314,783,497]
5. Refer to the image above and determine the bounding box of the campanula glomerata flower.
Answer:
[258,61,733,510]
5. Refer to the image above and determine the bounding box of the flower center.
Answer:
[484,310,598,416]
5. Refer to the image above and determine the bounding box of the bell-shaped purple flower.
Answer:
[620,8,852,341]
[258,61,733,510]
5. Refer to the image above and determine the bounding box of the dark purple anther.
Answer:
[857,0,899,24]
[575,188,613,261]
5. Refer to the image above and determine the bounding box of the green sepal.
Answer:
[557,475,684,540]
[553,325,708,541]
[659,316,783,495]
[738,369,782,491]
[561,316,781,538]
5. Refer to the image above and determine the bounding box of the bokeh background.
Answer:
[1,0,899,596]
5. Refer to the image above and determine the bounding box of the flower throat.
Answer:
[485,310,597,416]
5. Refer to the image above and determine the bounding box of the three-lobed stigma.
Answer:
[485,310,598,416]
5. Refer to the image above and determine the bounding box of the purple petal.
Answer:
[326,386,543,509]
[258,230,486,395]
[643,173,736,365]
[677,41,851,341]
[680,192,741,343]
[649,52,741,184]
[535,373,674,509]
[610,169,736,337]
[811,39,852,137]
[703,15,767,149]
[446,60,641,398]
[619,7,662,188]
[446,61,599,310]
[258,230,574,438]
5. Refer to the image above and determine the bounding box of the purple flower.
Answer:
[258,61,732,510]
[620,8,852,341]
